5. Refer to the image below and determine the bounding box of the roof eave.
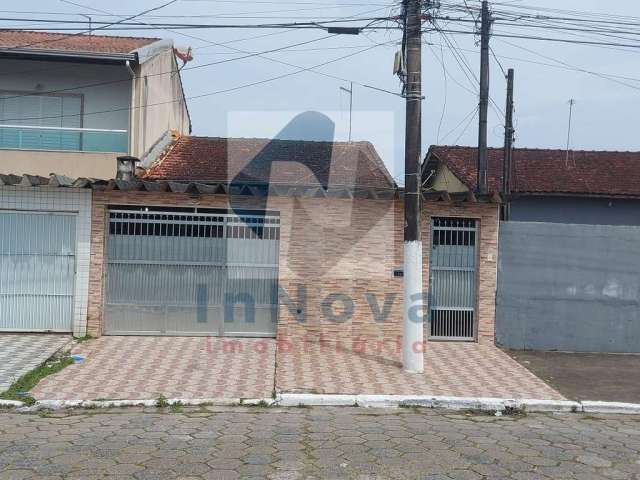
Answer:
[0,48,138,64]
[513,191,640,200]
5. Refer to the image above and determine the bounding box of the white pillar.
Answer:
[403,240,424,373]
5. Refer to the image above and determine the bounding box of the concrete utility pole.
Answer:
[477,0,491,195]
[402,0,424,373]
[502,68,514,221]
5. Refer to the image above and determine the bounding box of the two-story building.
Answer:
[0,30,190,335]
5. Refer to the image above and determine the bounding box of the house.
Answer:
[90,136,501,346]
[425,145,640,353]
[0,29,190,179]
[2,136,501,349]
[425,145,640,225]
[0,30,190,336]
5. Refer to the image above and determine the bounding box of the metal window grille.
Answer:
[428,217,478,341]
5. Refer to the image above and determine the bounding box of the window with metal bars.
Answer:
[108,210,280,240]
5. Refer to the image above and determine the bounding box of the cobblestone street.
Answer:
[1,407,640,479]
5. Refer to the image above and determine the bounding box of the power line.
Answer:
[0,41,392,123]
[0,16,400,30]
[0,4,400,100]
[2,0,178,50]
[0,35,340,101]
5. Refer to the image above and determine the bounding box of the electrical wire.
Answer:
[0,41,393,123]
[2,0,178,50]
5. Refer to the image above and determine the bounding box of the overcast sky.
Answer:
[7,0,640,180]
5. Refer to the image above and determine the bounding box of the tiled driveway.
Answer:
[31,336,562,401]
[0,334,70,393]
[276,339,565,400]
[32,336,276,401]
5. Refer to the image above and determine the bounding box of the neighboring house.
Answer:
[425,145,640,353]
[0,29,190,336]
[0,29,190,179]
[2,136,501,348]
[425,145,640,225]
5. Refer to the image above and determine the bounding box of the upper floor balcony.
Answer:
[0,124,127,153]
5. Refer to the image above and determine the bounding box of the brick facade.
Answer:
[87,191,499,346]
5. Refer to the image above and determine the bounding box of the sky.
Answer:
[5,0,640,181]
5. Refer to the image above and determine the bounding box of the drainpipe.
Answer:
[125,60,136,157]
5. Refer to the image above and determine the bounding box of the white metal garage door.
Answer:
[0,211,76,331]
[105,208,280,336]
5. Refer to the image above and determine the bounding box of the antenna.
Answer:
[339,82,353,143]
[80,14,92,34]
[565,98,575,166]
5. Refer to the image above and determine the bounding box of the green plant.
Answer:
[0,357,74,405]
[74,335,94,344]
[169,401,184,413]
[156,394,169,408]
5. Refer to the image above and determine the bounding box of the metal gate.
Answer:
[105,208,280,336]
[0,211,76,331]
[428,217,478,340]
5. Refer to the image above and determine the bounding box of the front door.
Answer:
[428,217,478,341]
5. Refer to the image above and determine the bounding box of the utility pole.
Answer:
[477,0,491,195]
[339,82,353,142]
[502,68,514,221]
[402,0,423,373]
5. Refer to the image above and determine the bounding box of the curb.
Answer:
[15,398,243,412]
[4,395,640,415]
[276,394,640,414]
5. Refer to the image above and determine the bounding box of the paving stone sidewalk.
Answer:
[0,334,70,393]
[32,337,276,401]
[277,339,565,399]
[1,407,640,479]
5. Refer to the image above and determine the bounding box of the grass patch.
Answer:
[0,356,74,406]
[156,394,169,408]
[73,335,93,344]
[169,402,184,413]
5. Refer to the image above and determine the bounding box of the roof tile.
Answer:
[0,29,159,54]
[145,136,396,190]
[429,145,640,197]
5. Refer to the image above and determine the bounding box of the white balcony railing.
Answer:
[0,124,128,153]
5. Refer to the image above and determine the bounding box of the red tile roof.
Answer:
[145,136,395,189]
[0,30,159,54]
[428,145,640,197]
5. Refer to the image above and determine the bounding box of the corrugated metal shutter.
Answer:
[104,208,280,336]
[0,211,76,331]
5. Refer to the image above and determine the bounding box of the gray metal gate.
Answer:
[105,208,280,336]
[428,217,478,340]
[0,211,76,331]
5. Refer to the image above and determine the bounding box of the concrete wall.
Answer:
[86,191,500,348]
[0,149,118,179]
[496,221,640,353]
[131,49,190,158]
[511,195,640,226]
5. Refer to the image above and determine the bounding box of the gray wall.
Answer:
[496,221,640,353]
[510,196,640,226]
[0,58,131,131]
